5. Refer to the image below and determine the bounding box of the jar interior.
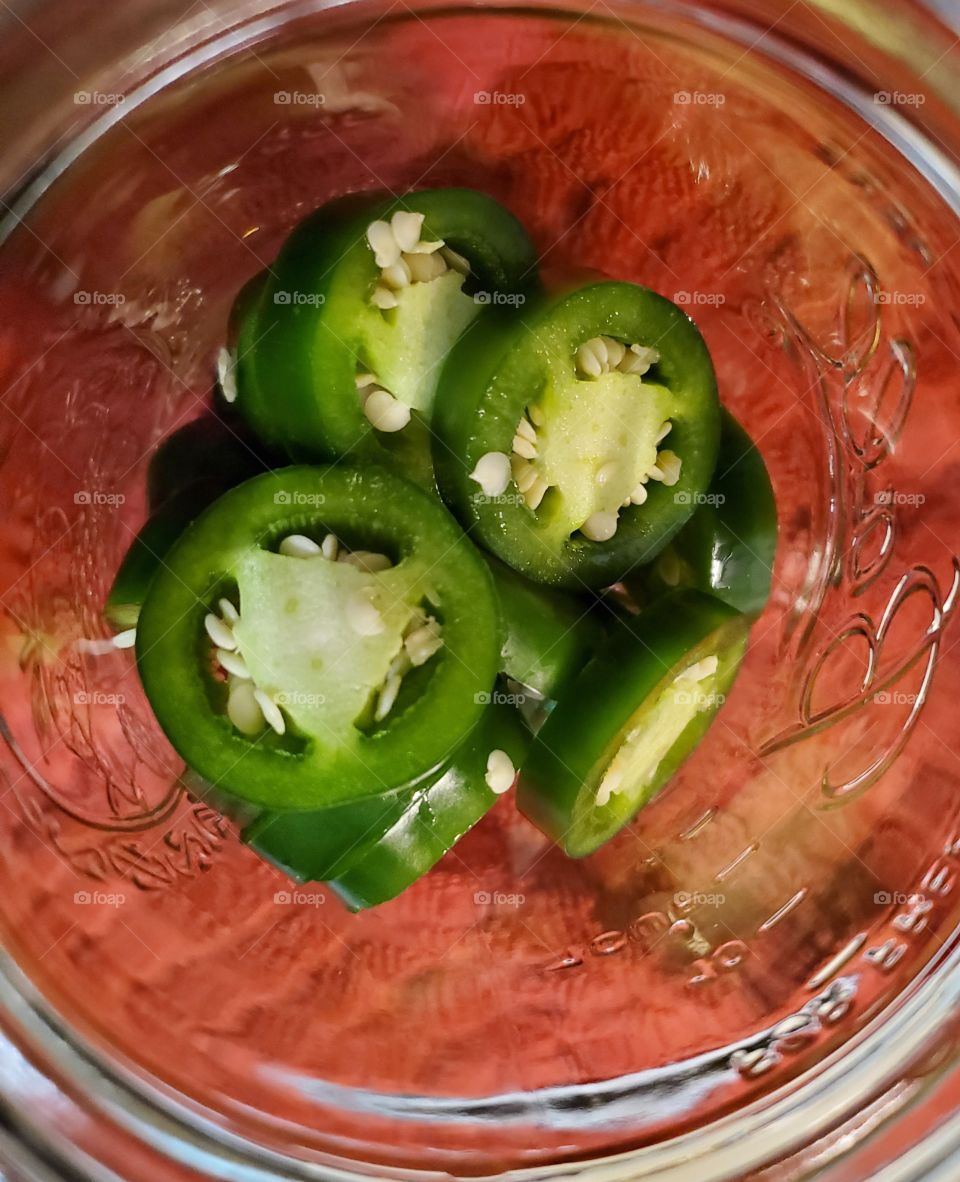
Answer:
[0,2,959,1173]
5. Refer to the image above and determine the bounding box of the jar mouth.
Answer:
[1,925,959,1179]
[1,1,959,1179]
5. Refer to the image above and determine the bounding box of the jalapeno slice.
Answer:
[243,701,528,898]
[105,481,223,630]
[105,420,271,629]
[146,415,268,511]
[434,280,720,589]
[135,466,501,811]
[517,591,748,856]
[232,188,538,462]
[242,786,415,884]
[634,409,777,616]
[488,556,604,699]
[328,702,531,910]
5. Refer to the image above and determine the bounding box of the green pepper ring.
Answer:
[245,701,530,905]
[135,466,501,811]
[433,281,721,590]
[486,555,605,700]
[633,408,778,616]
[234,188,539,461]
[329,701,531,910]
[517,590,749,856]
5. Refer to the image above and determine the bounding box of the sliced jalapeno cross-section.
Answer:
[434,280,721,589]
[328,702,531,910]
[517,590,748,856]
[106,418,271,629]
[245,702,529,906]
[487,555,604,699]
[135,466,501,812]
[233,188,537,462]
[633,409,777,616]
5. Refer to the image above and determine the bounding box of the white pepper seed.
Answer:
[469,452,511,497]
[390,210,425,253]
[204,613,237,651]
[374,673,403,721]
[346,589,385,636]
[217,648,250,679]
[371,285,399,310]
[602,337,626,368]
[254,688,286,735]
[581,511,619,542]
[338,550,393,573]
[485,749,516,794]
[381,257,412,290]
[524,475,549,510]
[363,389,411,432]
[366,219,401,268]
[218,598,240,625]
[516,416,537,443]
[405,623,443,666]
[440,245,471,275]
[512,434,538,460]
[404,250,448,283]
[227,680,264,735]
[279,534,322,558]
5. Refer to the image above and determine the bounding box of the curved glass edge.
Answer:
[1,926,960,1181]
[0,1,959,1180]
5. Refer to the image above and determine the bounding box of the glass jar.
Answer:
[1,1,959,1179]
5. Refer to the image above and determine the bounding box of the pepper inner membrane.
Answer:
[511,335,683,544]
[203,532,444,742]
[354,214,478,428]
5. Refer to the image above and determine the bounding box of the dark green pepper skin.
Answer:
[517,591,749,857]
[135,466,501,812]
[242,788,416,884]
[105,481,224,630]
[487,556,604,699]
[146,416,269,512]
[328,703,531,910]
[233,188,538,462]
[433,280,721,590]
[104,418,272,628]
[628,410,777,616]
